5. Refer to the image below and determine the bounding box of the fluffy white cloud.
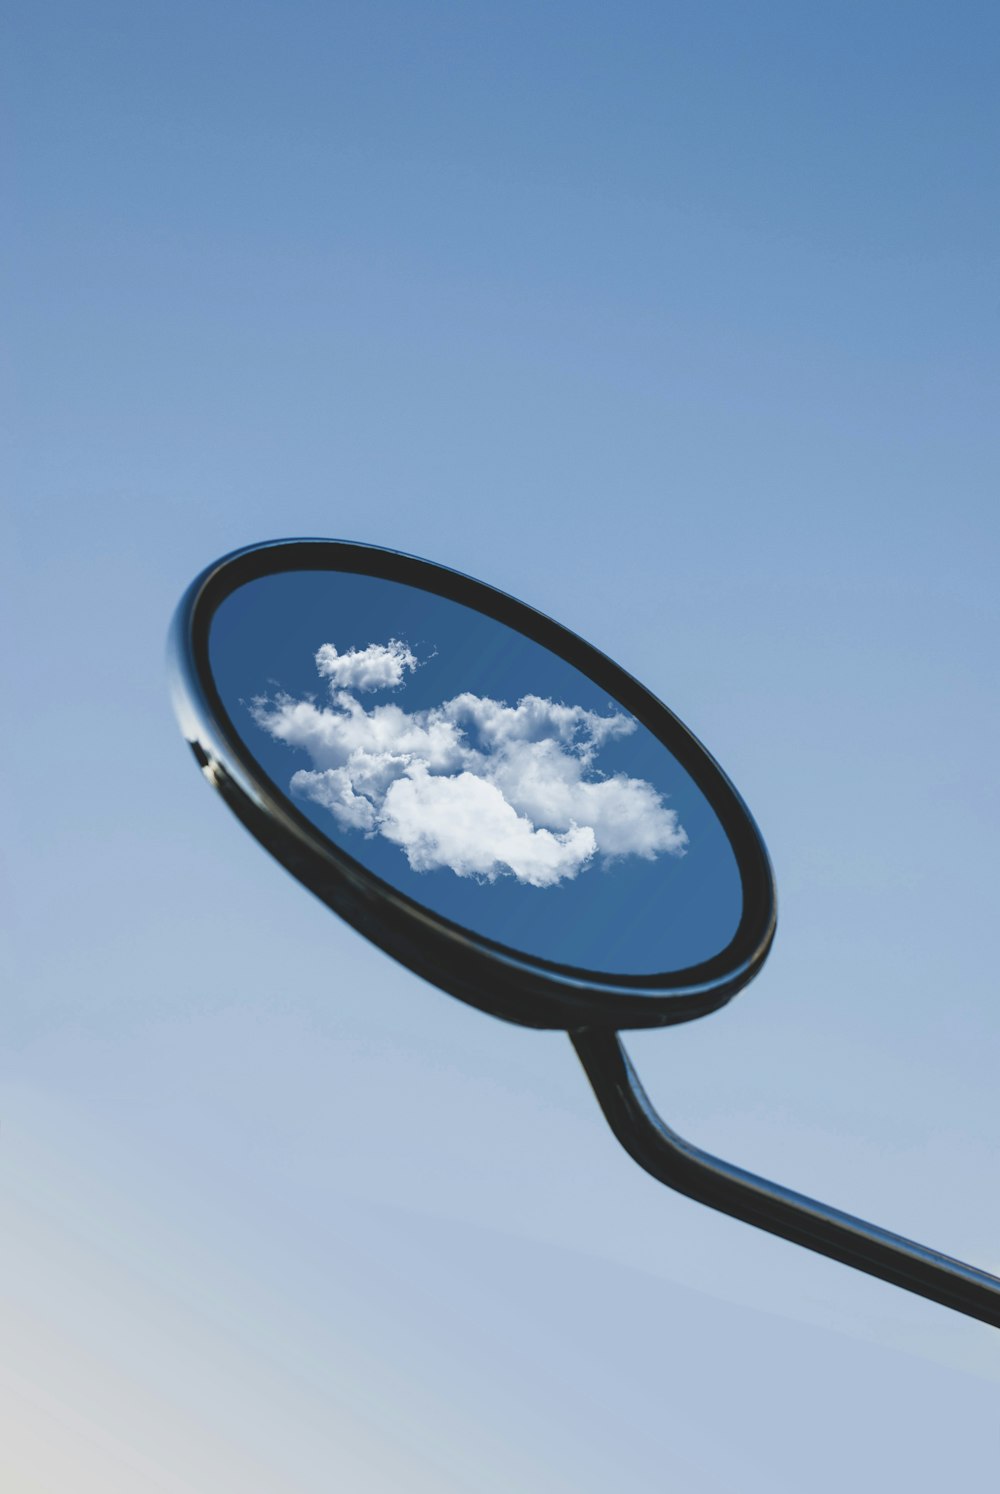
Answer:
[314,638,417,692]
[250,639,688,886]
[379,768,598,887]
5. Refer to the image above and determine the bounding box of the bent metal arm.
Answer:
[571,1028,1000,1329]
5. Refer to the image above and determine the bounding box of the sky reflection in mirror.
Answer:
[209,570,742,976]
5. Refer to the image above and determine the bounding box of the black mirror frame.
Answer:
[169,537,776,1031]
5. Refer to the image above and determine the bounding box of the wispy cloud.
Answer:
[251,640,687,887]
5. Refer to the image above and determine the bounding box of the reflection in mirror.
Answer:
[209,570,743,976]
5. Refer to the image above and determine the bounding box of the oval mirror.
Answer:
[169,539,775,1028]
[169,539,1000,1326]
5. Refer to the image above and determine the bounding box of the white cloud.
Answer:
[250,639,688,887]
[379,768,598,887]
[314,638,418,692]
[289,766,378,833]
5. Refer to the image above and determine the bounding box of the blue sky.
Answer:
[5,2,1000,1489]
[209,566,742,973]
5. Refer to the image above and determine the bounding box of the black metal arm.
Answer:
[571,1028,1000,1328]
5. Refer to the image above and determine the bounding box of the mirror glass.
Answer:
[208,569,743,977]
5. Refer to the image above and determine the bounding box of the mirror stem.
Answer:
[571,1028,1000,1328]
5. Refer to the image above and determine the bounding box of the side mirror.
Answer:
[170,539,999,1329]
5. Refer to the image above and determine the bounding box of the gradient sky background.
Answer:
[5,2,1000,1490]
